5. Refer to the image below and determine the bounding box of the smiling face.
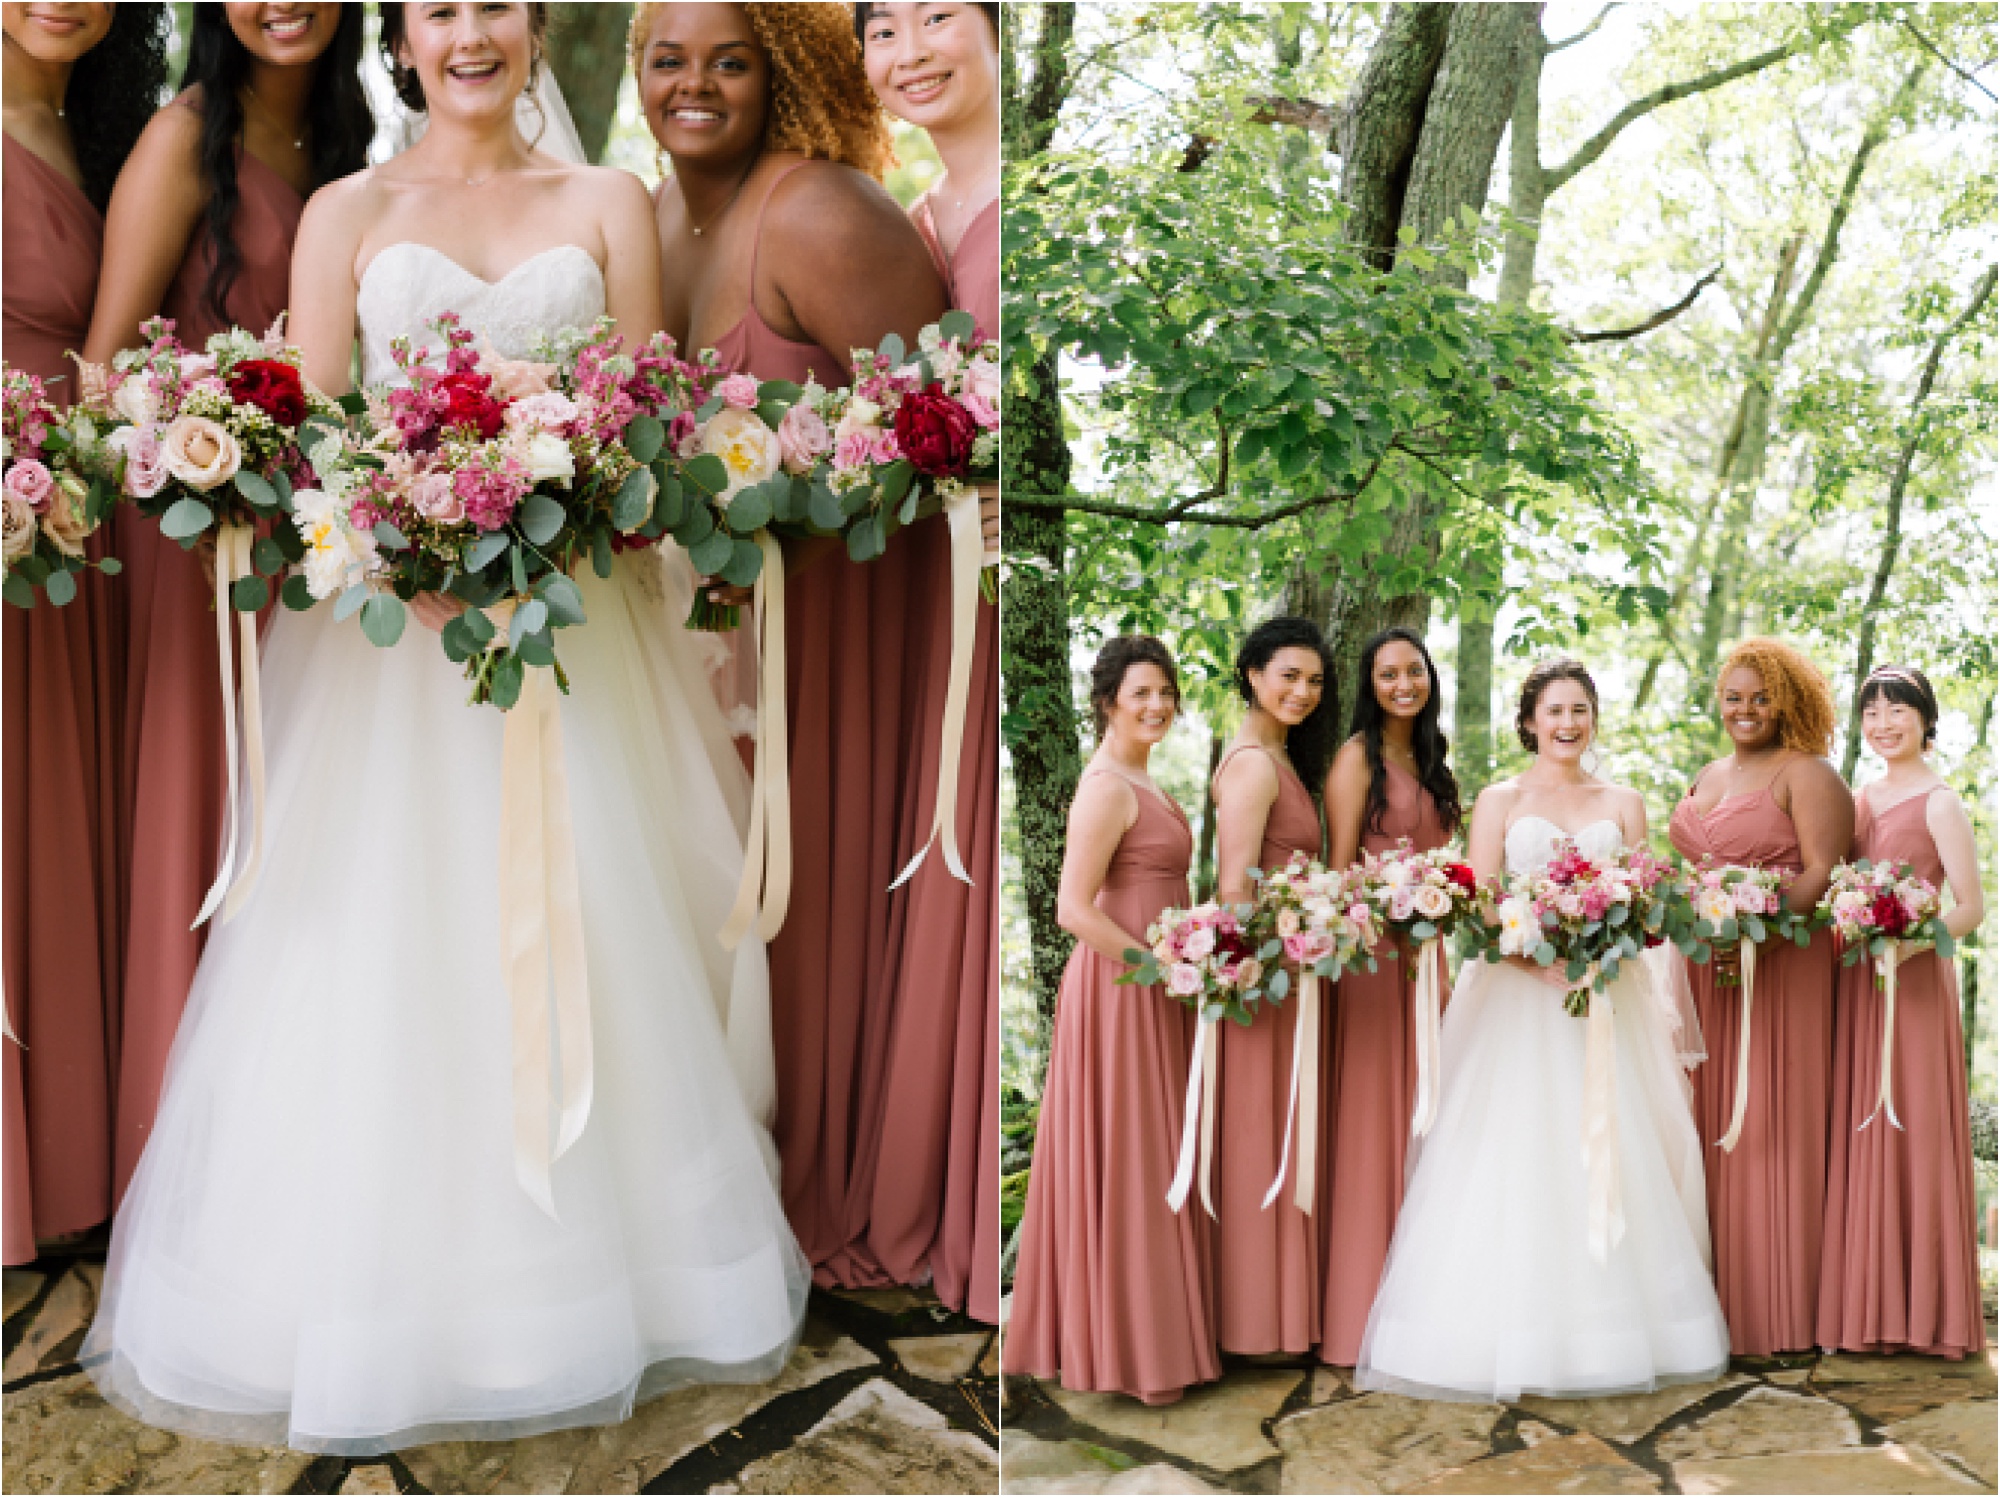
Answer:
[1108,661,1177,749]
[858,2,997,135]
[1370,638,1432,722]
[1,3,113,66]
[1718,665,1779,753]
[224,3,340,67]
[1861,693,1928,766]
[1248,645,1324,729]
[638,3,769,168]
[1528,678,1595,768]
[395,2,535,127]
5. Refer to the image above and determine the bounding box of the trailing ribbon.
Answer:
[1167,1014,1219,1217]
[1262,973,1322,1213]
[191,522,267,928]
[1858,945,1905,1132]
[1581,979,1625,1265]
[890,487,983,891]
[1409,938,1445,1138]
[720,531,792,949]
[498,664,594,1219]
[1716,937,1757,1152]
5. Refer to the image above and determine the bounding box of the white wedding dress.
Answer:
[1354,817,1730,1402]
[82,244,811,1455]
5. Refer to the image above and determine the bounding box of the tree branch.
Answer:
[1546,3,1618,55]
[1009,452,1386,531]
[1565,266,1722,343]
[1247,93,1341,137]
[1897,15,1997,102]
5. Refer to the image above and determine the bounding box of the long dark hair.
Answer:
[64,4,171,210]
[183,4,373,325]
[1350,626,1463,838]
[1235,615,1336,792]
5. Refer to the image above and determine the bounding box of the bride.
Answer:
[83,2,809,1455]
[1355,658,1730,1402]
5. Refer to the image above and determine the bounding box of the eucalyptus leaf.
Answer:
[281,574,317,611]
[688,530,735,577]
[518,493,565,546]
[625,414,665,464]
[231,575,269,612]
[360,593,406,648]
[43,568,76,607]
[464,530,510,572]
[234,470,278,511]
[159,497,215,541]
[334,583,370,622]
[719,537,763,587]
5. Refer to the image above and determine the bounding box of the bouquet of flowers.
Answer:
[1119,900,1281,1027]
[1360,840,1479,949]
[300,313,687,709]
[1687,860,1820,985]
[1472,840,1699,1016]
[1255,851,1386,989]
[664,312,999,628]
[78,317,340,613]
[2,367,121,606]
[1819,859,1955,967]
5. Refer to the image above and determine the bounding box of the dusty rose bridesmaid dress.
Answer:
[110,150,302,1198]
[1318,760,1446,1364]
[2,133,120,1264]
[1210,744,1322,1354]
[1669,782,1838,1355]
[1817,787,1986,1358]
[866,190,1001,1321]
[1002,774,1220,1402]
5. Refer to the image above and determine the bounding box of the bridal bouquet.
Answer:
[2,368,121,605]
[1255,851,1385,988]
[1819,859,1955,967]
[1474,841,1698,1015]
[1119,900,1281,1027]
[1687,860,1820,985]
[1360,841,1479,949]
[301,313,682,709]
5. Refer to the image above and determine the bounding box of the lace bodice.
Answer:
[1504,816,1624,878]
[355,243,606,387]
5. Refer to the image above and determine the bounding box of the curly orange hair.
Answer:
[629,3,893,179]
[1718,638,1837,757]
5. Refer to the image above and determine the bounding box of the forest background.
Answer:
[998,0,1996,1279]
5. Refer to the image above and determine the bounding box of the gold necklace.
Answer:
[687,159,757,237]
[241,83,303,151]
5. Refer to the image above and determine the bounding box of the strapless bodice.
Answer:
[355,242,606,387]
[1504,816,1623,878]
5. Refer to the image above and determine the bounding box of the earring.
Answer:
[1581,739,1603,777]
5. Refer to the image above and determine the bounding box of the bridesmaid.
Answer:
[2,1,167,1266]
[633,2,951,1293]
[854,0,1001,1322]
[1002,635,1220,1404]
[82,0,371,1203]
[1208,616,1332,1356]
[1668,637,1851,1355]
[1317,626,1461,1365]
[1819,666,1987,1358]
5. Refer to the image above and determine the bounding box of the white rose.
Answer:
[1413,884,1453,920]
[523,431,575,486]
[836,395,882,440]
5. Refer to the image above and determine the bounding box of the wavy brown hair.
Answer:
[1718,638,1837,757]
[630,2,893,178]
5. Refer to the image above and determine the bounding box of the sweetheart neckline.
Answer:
[1505,813,1622,844]
[358,241,604,295]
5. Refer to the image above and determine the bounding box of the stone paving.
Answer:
[2,1249,997,1494]
[1000,1317,1999,1494]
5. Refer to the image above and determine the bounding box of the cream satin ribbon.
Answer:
[1716,937,1757,1152]
[1858,945,1905,1132]
[1168,1014,1220,1217]
[498,663,594,1219]
[890,486,983,891]
[1261,974,1322,1213]
[1581,978,1625,1265]
[1409,939,1446,1138]
[192,522,267,927]
[720,530,792,949]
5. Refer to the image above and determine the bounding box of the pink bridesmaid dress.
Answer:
[111,150,302,1199]
[866,190,1001,1321]
[1318,760,1446,1364]
[2,132,121,1264]
[1210,744,1322,1354]
[710,162,949,1301]
[1817,787,1986,1358]
[1669,781,1837,1355]
[1001,773,1221,1402]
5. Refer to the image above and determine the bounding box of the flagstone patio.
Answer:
[2,1247,998,1494]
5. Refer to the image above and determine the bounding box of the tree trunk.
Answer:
[1454,592,1497,795]
[1002,4,1079,1058]
[1337,3,1451,267]
[1496,24,1547,310]
[1195,732,1224,901]
[546,3,634,164]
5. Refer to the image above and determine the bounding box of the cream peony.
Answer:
[161,414,242,491]
[699,408,782,500]
[112,375,161,426]
[1496,896,1538,957]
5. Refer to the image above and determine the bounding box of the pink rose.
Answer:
[717,373,761,410]
[1285,932,1333,965]
[833,429,875,472]
[1167,963,1204,997]
[776,403,831,474]
[4,459,54,513]
[1388,887,1418,923]
[1181,924,1216,960]
[503,391,579,435]
[1347,902,1372,927]
[409,471,465,523]
[110,424,171,498]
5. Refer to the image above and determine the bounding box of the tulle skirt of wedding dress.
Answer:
[82,551,811,1455]
[1354,952,1731,1403]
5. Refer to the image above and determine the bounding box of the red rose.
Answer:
[892,384,979,478]
[437,371,506,439]
[1445,863,1476,892]
[227,358,307,427]
[1869,892,1910,937]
